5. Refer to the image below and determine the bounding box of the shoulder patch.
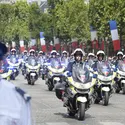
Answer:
[15,87,31,102]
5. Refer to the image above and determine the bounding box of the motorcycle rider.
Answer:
[92,50,105,71]
[114,51,124,91]
[0,42,32,124]
[61,51,69,68]
[69,52,74,62]
[114,51,123,67]
[66,48,85,74]
[27,49,36,61]
[123,55,125,61]
[86,53,95,68]
[48,50,58,62]
[87,53,95,60]
[10,49,18,59]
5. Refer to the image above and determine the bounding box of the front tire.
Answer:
[48,85,53,91]
[77,103,85,120]
[103,92,109,106]
[122,84,125,94]
[42,74,45,80]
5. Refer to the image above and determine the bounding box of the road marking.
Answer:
[100,122,123,125]
[46,122,70,125]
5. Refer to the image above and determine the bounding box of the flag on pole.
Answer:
[109,20,120,51]
[31,39,36,50]
[71,38,78,49]
[19,40,25,52]
[40,32,46,52]
[54,37,60,51]
[49,41,53,52]
[90,26,98,49]
[12,41,16,49]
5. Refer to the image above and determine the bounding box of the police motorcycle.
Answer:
[46,59,65,91]
[21,56,28,76]
[55,64,96,120]
[38,57,47,80]
[115,60,125,94]
[25,58,40,85]
[7,56,21,80]
[94,61,115,106]
[0,65,12,80]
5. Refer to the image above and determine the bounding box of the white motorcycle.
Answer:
[26,58,40,85]
[7,57,21,80]
[95,61,115,106]
[115,60,125,94]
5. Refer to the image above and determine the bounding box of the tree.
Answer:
[54,0,90,42]
[0,4,14,42]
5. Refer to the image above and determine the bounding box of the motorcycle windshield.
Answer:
[72,63,91,83]
[39,57,44,65]
[51,59,62,69]
[23,56,27,61]
[28,58,37,66]
[61,58,69,66]
[117,60,125,72]
[10,56,17,64]
[87,59,95,67]
[97,61,113,76]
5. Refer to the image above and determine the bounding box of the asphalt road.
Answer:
[12,75,125,125]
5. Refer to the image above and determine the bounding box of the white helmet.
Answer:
[117,51,123,56]
[62,51,68,54]
[97,50,105,56]
[29,49,35,53]
[24,50,27,53]
[39,51,43,54]
[73,48,85,56]
[123,55,125,58]
[50,50,57,55]
[88,53,95,57]
[11,48,16,52]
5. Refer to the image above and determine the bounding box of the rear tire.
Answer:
[94,99,100,104]
[42,74,45,80]
[122,84,125,94]
[48,85,53,91]
[12,74,15,80]
[77,103,85,121]
[116,89,120,93]
[67,109,75,117]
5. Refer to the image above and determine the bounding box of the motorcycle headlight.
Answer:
[98,75,113,81]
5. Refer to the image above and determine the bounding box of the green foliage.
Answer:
[54,0,90,42]
[0,1,52,44]
[89,0,125,39]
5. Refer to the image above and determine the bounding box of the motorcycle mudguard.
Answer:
[30,73,36,77]
[121,80,125,84]
[53,77,60,81]
[77,97,87,103]
[102,87,110,92]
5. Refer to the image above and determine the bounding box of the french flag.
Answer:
[54,37,60,51]
[109,20,120,51]
[40,32,46,52]
[71,38,78,49]
[12,41,16,49]
[90,26,98,49]
[20,40,25,52]
[49,41,53,52]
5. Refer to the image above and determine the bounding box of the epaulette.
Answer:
[15,87,31,102]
